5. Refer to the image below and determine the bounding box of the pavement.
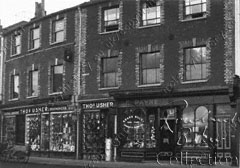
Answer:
[28,156,238,168]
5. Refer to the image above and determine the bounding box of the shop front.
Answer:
[110,90,236,162]
[1,105,77,158]
[80,100,115,160]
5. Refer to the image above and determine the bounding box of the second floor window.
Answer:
[104,6,119,32]
[10,74,19,99]
[184,46,207,81]
[185,0,207,19]
[30,27,40,49]
[52,19,64,43]
[12,34,21,55]
[142,0,161,26]
[140,52,163,85]
[28,70,39,97]
[102,57,118,88]
[51,65,63,93]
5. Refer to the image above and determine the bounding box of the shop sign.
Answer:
[123,115,144,129]
[19,105,72,114]
[82,101,114,110]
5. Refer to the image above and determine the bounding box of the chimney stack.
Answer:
[34,0,46,19]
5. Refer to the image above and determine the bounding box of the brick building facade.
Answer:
[78,0,239,163]
[0,3,81,159]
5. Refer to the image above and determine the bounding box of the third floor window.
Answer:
[142,0,162,26]
[185,0,207,19]
[11,33,21,55]
[52,18,65,43]
[29,26,40,50]
[104,6,119,32]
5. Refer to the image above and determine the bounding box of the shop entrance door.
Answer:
[158,108,176,160]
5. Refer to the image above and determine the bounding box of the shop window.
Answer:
[51,64,63,93]
[121,108,146,149]
[142,0,161,26]
[50,113,76,152]
[16,115,25,145]
[101,56,118,88]
[26,115,41,151]
[10,74,19,99]
[184,46,207,81]
[140,51,163,85]
[185,0,207,19]
[11,33,21,55]
[29,26,40,50]
[52,18,65,43]
[28,70,39,97]
[181,106,208,147]
[216,117,231,150]
[83,111,106,159]
[104,6,119,32]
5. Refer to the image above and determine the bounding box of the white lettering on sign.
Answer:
[82,102,114,109]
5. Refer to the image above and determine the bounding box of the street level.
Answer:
[0,157,237,168]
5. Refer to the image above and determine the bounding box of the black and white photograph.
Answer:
[0,0,240,167]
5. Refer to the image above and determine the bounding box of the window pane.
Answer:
[14,75,19,97]
[191,47,202,63]
[34,39,40,49]
[53,65,63,92]
[33,28,40,39]
[104,72,117,87]
[191,4,202,14]
[186,6,190,15]
[32,71,39,96]
[103,57,117,72]
[16,35,21,45]
[146,7,157,19]
[202,4,206,12]
[190,0,201,5]
[185,49,191,64]
[185,65,191,80]
[191,64,202,80]
[55,20,64,31]
[56,31,64,42]
[202,63,207,79]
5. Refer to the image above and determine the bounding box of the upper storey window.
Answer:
[104,6,119,32]
[185,0,207,19]
[11,33,21,55]
[184,46,207,81]
[142,0,161,26]
[52,18,65,43]
[29,26,40,50]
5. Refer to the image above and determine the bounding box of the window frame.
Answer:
[183,46,207,82]
[10,74,20,100]
[51,18,65,43]
[29,26,40,50]
[141,0,161,26]
[51,64,63,94]
[184,0,207,20]
[103,6,120,32]
[28,69,39,97]
[101,56,118,88]
[11,33,21,56]
[140,51,163,85]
